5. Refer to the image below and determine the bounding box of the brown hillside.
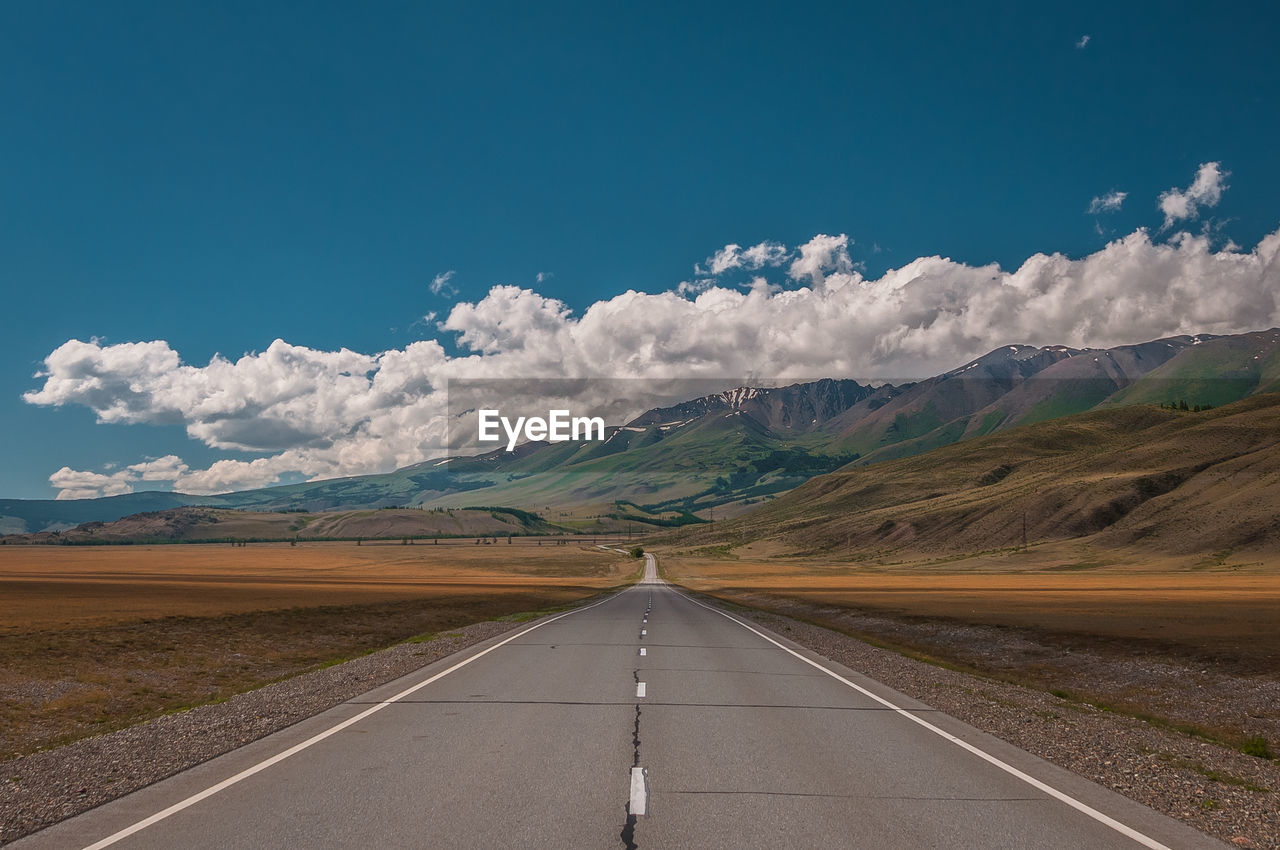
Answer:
[5,507,553,544]
[678,393,1280,558]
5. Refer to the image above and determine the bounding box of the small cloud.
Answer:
[430,270,457,297]
[126,455,190,482]
[1076,34,1091,49]
[49,466,135,500]
[408,311,438,335]
[1087,190,1127,214]
[1158,162,1228,229]
[536,271,553,284]
[700,240,790,276]
[788,233,853,287]
[739,241,789,269]
[676,278,716,297]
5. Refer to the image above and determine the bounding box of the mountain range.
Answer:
[3,327,1278,536]
[674,389,1280,559]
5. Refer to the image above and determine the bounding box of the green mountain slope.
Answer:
[1103,329,1280,408]
[672,392,1280,558]
[6,328,1279,531]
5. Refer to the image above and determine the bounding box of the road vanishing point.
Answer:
[17,554,1218,849]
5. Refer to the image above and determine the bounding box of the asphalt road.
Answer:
[16,554,1219,849]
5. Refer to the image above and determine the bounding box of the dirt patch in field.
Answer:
[0,543,637,759]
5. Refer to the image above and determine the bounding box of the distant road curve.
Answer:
[16,553,1217,849]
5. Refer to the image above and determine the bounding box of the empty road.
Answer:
[16,554,1216,849]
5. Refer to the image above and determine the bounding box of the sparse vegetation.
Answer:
[661,548,1280,754]
[1243,735,1274,760]
[4,506,571,546]
[0,543,637,759]
[1158,399,1215,412]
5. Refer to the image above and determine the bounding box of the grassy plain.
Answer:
[665,544,1280,673]
[662,542,1280,750]
[0,541,638,759]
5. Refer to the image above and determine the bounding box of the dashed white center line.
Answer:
[636,681,647,698]
[629,767,648,817]
[639,647,647,656]
[640,629,646,636]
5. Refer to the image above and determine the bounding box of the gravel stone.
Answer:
[0,618,524,845]
[5,592,1276,848]
[727,602,1278,849]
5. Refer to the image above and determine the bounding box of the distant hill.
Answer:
[0,492,199,535]
[630,379,878,433]
[671,391,1280,558]
[1,506,563,545]
[3,327,1277,531]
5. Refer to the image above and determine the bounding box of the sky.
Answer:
[3,1,1280,499]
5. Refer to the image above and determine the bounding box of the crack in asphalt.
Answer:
[621,671,644,850]
[346,699,941,711]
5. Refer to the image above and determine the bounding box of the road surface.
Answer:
[16,554,1218,849]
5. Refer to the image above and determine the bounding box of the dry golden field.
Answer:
[0,541,638,759]
[665,545,1280,673]
[661,543,1280,749]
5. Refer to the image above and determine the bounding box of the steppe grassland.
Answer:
[661,543,1280,749]
[662,543,1280,672]
[0,542,638,758]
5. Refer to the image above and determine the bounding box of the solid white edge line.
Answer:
[629,766,648,817]
[79,590,626,850]
[668,585,1174,850]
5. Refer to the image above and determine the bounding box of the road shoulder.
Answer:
[681,591,1274,849]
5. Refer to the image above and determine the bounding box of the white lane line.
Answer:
[671,587,1173,850]
[640,628,647,636]
[629,767,648,817]
[636,682,647,698]
[639,647,647,656]
[78,592,624,850]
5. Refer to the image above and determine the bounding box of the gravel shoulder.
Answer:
[5,586,1276,848]
[0,616,532,845]
[714,596,1278,850]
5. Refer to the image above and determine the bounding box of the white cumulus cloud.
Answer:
[27,218,1280,499]
[701,240,790,276]
[48,467,135,500]
[741,241,789,268]
[1159,162,1228,229]
[788,233,854,287]
[45,455,194,500]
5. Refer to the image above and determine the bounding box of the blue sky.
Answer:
[4,1,1280,499]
